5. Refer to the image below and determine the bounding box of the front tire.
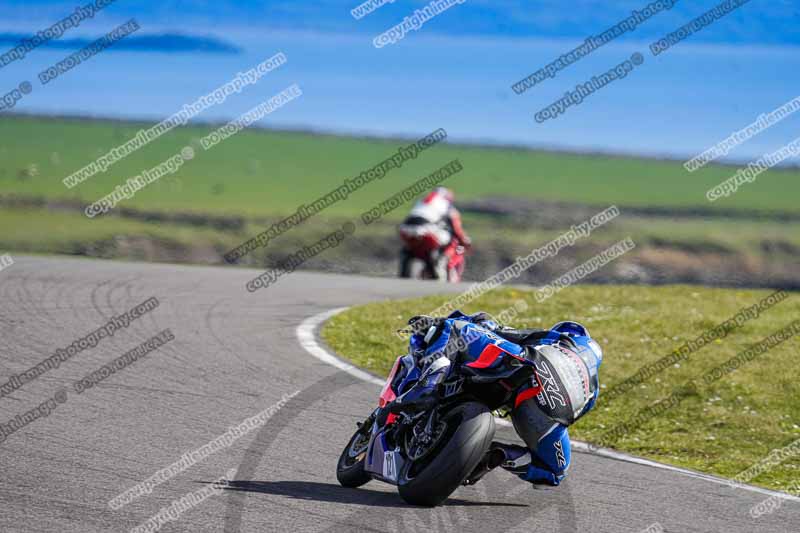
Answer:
[397,402,495,506]
[447,266,461,283]
[336,427,372,488]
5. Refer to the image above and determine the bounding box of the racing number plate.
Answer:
[382,451,397,481]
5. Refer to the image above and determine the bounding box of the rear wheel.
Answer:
[408,259,426,280]
[400,253,427,279]
[397,402,495,506]
[399,252,411,278]
[336,426,372,488]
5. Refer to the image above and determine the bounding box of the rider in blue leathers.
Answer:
[406,310,603,487]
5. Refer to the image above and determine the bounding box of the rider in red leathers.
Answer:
[398,187,471,280]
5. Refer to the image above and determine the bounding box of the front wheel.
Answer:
[397,402,495,506]
[336,426,372,488]
[447,266,462,283]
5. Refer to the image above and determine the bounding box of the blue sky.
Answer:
[5,1,799,46]
[1,0,798,163]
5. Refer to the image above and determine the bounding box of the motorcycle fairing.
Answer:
[366,356,454,483]
[379,357,402,408]
[379,354,422,425]
[364,427,406,484]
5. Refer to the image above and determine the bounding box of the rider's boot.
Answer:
[462,444,506,485]
[491,441,565,486]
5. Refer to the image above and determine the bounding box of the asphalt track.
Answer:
[0,256,797,533]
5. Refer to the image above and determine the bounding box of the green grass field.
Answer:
[2,116,798,290]
[322,285,800,492]
[2,115,799,217]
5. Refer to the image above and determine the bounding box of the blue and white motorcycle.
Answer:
[336,313,599,506]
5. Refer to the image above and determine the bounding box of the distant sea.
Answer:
[1,16,798,165]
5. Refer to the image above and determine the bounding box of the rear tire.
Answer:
[336,428,372,488]
[407,259,425,280]
[399,251,412,278]
[397,402,495,507]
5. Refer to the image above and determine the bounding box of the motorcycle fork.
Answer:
[423,408,439,437]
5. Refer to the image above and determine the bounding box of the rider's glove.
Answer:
[406,315,439,337]
[409,332,426,357]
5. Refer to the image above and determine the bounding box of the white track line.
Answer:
[297,307,384,387]
[297,308,800,504]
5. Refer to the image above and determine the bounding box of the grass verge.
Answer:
[322,284,800,492]
[3,115,800,216]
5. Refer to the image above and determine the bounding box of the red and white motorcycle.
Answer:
[398,228,467,283]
